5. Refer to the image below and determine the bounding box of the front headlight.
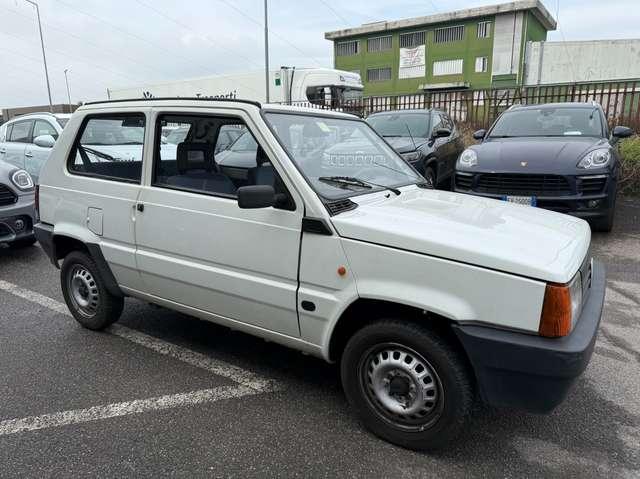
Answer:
[458,149,478,168]
[577,148,611,169]
[11,169,34,190]
[401,151,420,162]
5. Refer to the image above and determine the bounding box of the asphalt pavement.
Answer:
[0,197,639,478]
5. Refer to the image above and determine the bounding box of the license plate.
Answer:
[502,195,537,206]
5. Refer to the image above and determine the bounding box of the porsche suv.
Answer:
[454,102,633,231]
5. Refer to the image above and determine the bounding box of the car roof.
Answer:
[5,112,68,123]
[368,109,434,117]
[508,102,599,111]
[80,97,359,120]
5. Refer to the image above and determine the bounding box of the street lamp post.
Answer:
[24,0,53,111]
[64,69,72,111]
[264,0,270,103]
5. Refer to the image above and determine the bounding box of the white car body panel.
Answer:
[36,99,593,362]
[332,187,590,284]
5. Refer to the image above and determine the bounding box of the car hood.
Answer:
[469,137,608,174]
[331,186,590,283]
[384,137,429,154]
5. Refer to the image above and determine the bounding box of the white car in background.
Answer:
[0,112,71,183]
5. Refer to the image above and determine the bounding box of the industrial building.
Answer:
[325,0,557,95]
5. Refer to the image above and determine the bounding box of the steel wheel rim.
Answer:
[68,265,99,318]
[359,343,444,431]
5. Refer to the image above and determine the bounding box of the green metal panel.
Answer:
[333,9,551,96]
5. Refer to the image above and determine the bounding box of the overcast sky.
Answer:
[0,0,637,108]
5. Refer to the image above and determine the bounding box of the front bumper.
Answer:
[0,192,36,243]
[454,172,614,221]
[452,260,605,413]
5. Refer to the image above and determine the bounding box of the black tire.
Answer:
[9,236,37,248]
[61,251,124,330]
[591,199,616,233]
[423,166,436,189]
[341,320,473,451]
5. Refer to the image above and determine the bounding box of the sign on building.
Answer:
[399,45,426,79]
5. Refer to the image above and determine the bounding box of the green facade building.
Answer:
[325,0,556,96]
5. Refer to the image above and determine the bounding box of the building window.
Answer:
[336,40,359,56]
[399,31,425,48]
[367,67,392,82]
[367,36,392,52]
[475,56,488,73]
[433,25,465,43]
[433,59,464,76]
[477,21,491,38]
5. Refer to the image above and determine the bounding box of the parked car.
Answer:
[454,102,633,232]
[0,159,36,247]
[35,99,604,451]
[0,112,70,183]
[367,109,464,188]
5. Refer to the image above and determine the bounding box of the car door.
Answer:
[429,112,449,180]
[440,113,460,177]
[28,119,60,182]
[66,111,147,288]
[134,108,303,337]
[3,120,32,170]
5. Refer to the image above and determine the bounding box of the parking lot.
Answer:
[0,198,637,478]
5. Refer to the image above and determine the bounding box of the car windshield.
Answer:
[367,113,430,139]
[229,131,258,152]
[165,127,190,144]
[81,119,144,145]
[489,107,603,138]
[264,112,422,200]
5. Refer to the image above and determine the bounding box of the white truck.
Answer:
[107,67,363,106]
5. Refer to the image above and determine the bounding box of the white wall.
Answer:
[524,39,640,85]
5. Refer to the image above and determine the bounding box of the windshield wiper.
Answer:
[382,134,402,138]
[318,176,401,196]
[81,146,116,161]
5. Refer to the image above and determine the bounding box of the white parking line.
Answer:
[0,280,281,436]
[0,386,257,436]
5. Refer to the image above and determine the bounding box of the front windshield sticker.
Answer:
[316,121,332,133]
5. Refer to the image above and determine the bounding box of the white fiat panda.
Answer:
[35,98,604,450]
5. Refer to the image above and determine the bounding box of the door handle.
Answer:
[0,149,6,154]
[25,152,33,158]
[136,203,144,212]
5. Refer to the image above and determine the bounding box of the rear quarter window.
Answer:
[68,113,146,183]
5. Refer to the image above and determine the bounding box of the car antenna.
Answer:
[404,123,418,151]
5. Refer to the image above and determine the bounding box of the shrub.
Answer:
[619,136,640,196]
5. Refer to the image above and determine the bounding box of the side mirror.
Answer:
[433,128,451,138]
[612,126,633,139]
[472,129,486,141]
[33,134,56,148]
[237,185,276,209]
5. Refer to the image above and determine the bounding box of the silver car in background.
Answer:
[0,112,70,183]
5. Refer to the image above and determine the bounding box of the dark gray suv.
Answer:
[0,159,36,247]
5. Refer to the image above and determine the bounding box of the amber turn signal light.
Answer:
[538,283,572,338]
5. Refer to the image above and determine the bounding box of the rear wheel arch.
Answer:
[52,234,124,298]
[327,298,467,363]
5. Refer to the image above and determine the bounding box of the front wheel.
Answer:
[423,166,436,189]
[61,251,124,330]
[341,320,474,450]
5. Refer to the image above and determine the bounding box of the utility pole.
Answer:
[264,0,270,103]
[25,0,53,111]
[64,69,72,110]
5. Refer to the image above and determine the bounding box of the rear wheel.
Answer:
[61,251,124,330]
[341,320,473,450]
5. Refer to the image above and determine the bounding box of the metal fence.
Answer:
[292,80,640,132]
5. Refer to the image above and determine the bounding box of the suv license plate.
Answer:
[503,195,537,206]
